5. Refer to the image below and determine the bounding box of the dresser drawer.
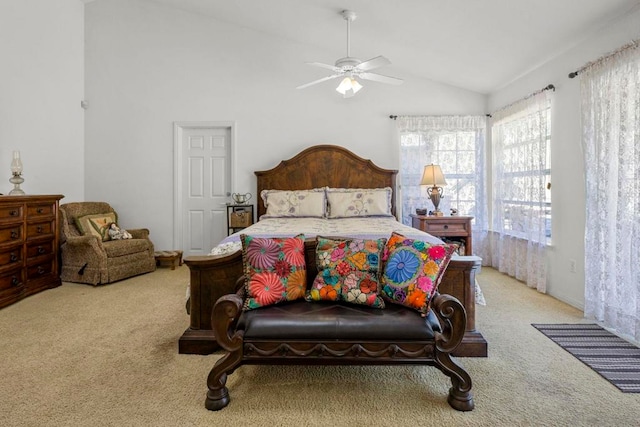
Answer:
[26,220,53,238]
[27,258,54,281]
[27,240,53,259]
[0,268,23,293]
[0,245,23,269]
[27,203,54,219]
[0,225,23,244]
[0,205,24,222]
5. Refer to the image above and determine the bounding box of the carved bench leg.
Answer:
[205,372,229,411]
[437,354,474,411]
[205,351,241,411]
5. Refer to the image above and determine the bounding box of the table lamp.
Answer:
[420,164,447,216]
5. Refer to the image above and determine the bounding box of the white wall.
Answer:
[488,6,640,309]
[84,0,485,251]
[0,0,84,201]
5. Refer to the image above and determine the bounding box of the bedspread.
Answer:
[216,216,442,249]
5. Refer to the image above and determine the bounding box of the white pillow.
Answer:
[326,187,393,218]
[261,188,326,218]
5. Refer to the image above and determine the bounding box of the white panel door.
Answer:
[181,127,230,256]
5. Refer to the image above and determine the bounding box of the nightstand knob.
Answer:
[10,253,18,262]
[37,208,44,214]
[37,266,45,275]
[444,225,449,229]
[37,226,43,233]
[9,210,18,216]
[10,230,19,239]
[11,276,20,286]
[37,246,46,254]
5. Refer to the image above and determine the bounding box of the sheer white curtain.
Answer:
[397,116,489,262]
[490,92,551,292]
[581,43,640,342]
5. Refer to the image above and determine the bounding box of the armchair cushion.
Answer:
[103,239,153,258]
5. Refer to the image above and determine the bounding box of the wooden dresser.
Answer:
[0,194,64,309]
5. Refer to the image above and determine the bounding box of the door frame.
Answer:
[173,121,237,250]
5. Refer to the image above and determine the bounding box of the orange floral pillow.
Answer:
[240,234,307,310]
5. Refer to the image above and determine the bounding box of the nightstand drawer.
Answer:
[423,221,469,235]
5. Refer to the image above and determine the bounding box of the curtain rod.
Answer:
[487,83,555,118]
[568,39,638,78]
[391,83,554,120]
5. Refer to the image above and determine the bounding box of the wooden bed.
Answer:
[180,145,487,357]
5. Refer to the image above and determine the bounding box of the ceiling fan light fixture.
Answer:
[336,77,362,97]
[298,10,402,94]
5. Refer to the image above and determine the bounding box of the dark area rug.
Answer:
[532,323,640,393]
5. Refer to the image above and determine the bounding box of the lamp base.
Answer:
[9,174,25,195]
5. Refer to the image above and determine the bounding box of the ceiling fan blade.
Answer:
[306,62,342,73]
[355,56,391,72]
[359,72,403,85]
[296,74,341,90]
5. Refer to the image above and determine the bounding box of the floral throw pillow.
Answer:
[381,232,456,315]
[241,234,307,310]
[306,236,386,308]
[75,212,117,242]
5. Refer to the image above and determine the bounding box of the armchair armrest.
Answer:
[61,234,107,257]
[127,228,150,240]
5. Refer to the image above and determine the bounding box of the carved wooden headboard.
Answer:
[255,145,398,218]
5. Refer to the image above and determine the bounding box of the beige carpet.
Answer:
[0,266,638,426]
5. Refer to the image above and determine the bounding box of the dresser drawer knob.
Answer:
[11,276,20,286]
[37,246,46,254]
[10,253,18,262]
[37,226,43,233]
[10,210,18,216]
[11,230,19,239]
[443,225,449,229]
[37,266,45,275]
[37,208,44,214]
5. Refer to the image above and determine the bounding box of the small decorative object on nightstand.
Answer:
[410,214,473,256]
[227,204,254,235]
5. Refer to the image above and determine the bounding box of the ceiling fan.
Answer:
[297,10,403,97]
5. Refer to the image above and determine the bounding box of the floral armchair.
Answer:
[59,202,156,285]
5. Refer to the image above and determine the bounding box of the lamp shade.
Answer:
[336,77,363,98]
[420,164,447,186]
[10,151,23,175]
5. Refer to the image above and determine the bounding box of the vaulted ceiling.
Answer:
[148,0,639,94]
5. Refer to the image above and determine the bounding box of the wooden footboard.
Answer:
[179,243,487,357]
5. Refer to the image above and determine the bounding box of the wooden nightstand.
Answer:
[410,214,473,255]
[226,204,254,235]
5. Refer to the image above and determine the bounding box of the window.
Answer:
[492,96,552,243]
[398,116,488,254]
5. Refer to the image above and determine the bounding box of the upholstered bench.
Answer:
[154,250,183,270]
[205,289,474,412]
